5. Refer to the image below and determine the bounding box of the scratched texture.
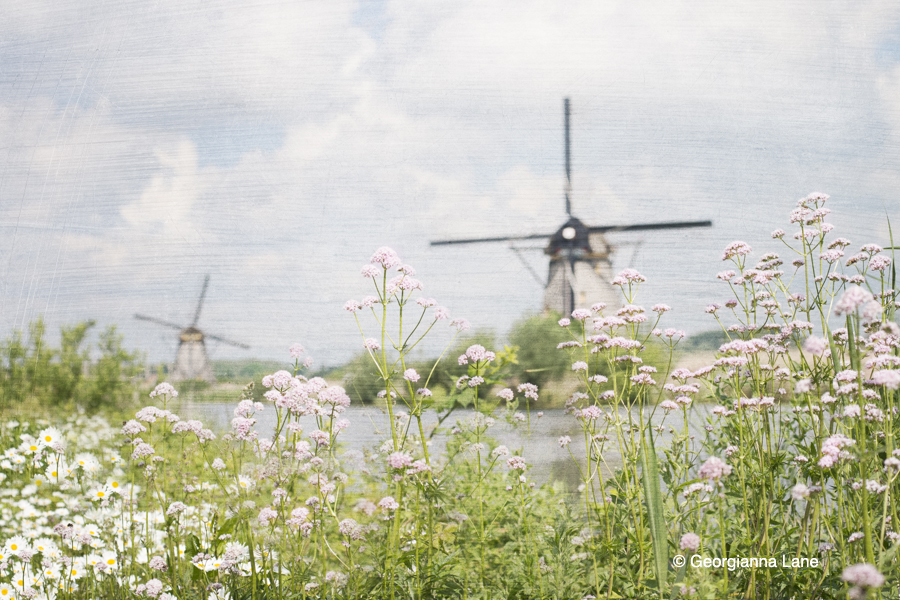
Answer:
[1,1,898,366]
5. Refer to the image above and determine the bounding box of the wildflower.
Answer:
[361,264,379,278]
[698,457,731,481]
[150,382,178,399]
[679,533,700,552]
[835,285,875,316]
[363,338,381,350]
[370,247,401,269]
[843,405,861,418]
[771,229,785,239]
[507,456,528,471]
[572,361,588,372]
[403,369,420,383]
[791,483,809,501]
[652,303,671,313]
[842,563,884,597]
[450,318,470,331]
[871,255,892,271]
[558,436,571,448]
[496,388,514,401]
[722,241,752,261]
[518,383,539,400]
[289,343,305,358]
[558,318,571,327]
[378,496,399,512]
[571,309,591,320]
[795,379,812,393]
[468,376,484,387]
[611,268,646,285]
[803,336,827,356]
[659,400,679,412]
[258,507,278,526]
[387,452,412,469]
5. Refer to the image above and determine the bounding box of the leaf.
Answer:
[640,430,668,591]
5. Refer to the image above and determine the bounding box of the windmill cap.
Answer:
[546,217,591,256]
[179,327,204,342]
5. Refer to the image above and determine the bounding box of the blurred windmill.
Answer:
[135,275,249,383]
[431,98,713,315]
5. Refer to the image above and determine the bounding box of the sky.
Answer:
[2,0,900,368]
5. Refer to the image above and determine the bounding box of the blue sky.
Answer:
[2,0,900,367]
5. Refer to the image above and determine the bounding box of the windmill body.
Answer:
[171,327,215,383]
[544,218,618,314]
[431,99,713,315]
[135,276,249,383]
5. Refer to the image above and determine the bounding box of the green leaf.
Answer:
[641,430,668,591]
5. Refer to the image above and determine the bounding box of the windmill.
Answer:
[135,275,249,383]
[431,98,713,315]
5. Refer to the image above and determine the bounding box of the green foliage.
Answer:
[0,317,141,413]
[507,312,579,387]
[681,329,728,352]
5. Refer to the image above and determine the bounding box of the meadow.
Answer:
[1,192,898,599]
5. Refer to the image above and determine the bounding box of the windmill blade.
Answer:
[588,220,712,234]
[134,314,184,331]
[430,232,554,246]
[191,275,211,327]
[205,332,250,350]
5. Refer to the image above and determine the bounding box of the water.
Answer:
[176,401,715,489]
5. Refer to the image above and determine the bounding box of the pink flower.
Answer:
[258,507,278,525]
[370,247,401,269]
[363,338,380,350]
[870,255,892,271]
[698,456,731,480]
[572,361,588,372]
[803,336,827,356]
[387,452,412,469]
[361,265,380,278]
[450,318,470,331]
[506,456,528,471]
[652,304,671,313]
[722,241,752,261]
[842,563,884,589]
[835,285,874,316]
[679,533,700,552]
[403,369,420,383]
[558,318,571,327]
[378,496,399,512]
[659,400,679,412]
[289,343,305,358]
[496,388,514,402]
[344,300,361,312]
[611,268,646,286]
[571,309,591,321]
[873,370,900,390]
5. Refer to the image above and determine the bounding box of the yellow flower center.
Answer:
[107,559,115,565]
[10,544,17,550]
[111,482,119,488]
[44,436,52,442]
